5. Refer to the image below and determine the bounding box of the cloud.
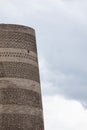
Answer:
[43,95,87,130]
[0,0,87,104]
[0,0,87,129]
[39,52,87,104]
[36,0,87,105]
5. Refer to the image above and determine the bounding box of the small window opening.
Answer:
[27,50,30,53]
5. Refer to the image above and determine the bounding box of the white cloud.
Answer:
[0,0,87,129]
[43,95,87,130]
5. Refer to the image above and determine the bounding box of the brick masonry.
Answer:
[0,24,44,130]
[0,31,37,53]
[0,62,40,82]
[0,114,44,130]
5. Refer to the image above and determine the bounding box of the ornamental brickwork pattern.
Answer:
[0,24,44,130]
[0,32,37,53]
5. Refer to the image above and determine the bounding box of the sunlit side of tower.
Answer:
[0,24,44,130]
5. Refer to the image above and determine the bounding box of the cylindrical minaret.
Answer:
[0,24,44,130]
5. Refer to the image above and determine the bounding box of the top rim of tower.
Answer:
[0,24,35,36]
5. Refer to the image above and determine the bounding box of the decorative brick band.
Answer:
[0,24,35,36]
[0,31,37,53]
[0,51,38,67]
[0,62,40,82]
[0,88,42,108]
[0,24,44,130]
[0,79,41,94]
[0,51,37,62]
[0,114,44,130]
[0,105,43,117]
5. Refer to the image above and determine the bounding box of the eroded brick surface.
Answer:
[0,88,42,108]
[0,24,44,130]
[0,62,40,82]
[0,114,44,130]
[0,32,37,53]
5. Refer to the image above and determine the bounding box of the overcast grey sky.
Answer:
[0,0,87,129]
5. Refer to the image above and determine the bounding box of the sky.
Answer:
[0,0,87,129]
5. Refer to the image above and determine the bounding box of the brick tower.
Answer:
[0,24,44,130]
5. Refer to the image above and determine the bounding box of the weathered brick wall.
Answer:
[0,32,37,53]
[0,24,44,130]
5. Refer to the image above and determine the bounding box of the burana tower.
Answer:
[0,24,44,130]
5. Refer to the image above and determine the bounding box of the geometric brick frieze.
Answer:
[0,79,41,94]
[0,105,43,116]
[0,114,44,130]
[0,88,42,108]
[0,24,35,36]
[0,24,44,130]
[0,51,37,63]
[0,48,38,66]
[0,62,40,82]
[0,55,38,67]
[0,31,37,53]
